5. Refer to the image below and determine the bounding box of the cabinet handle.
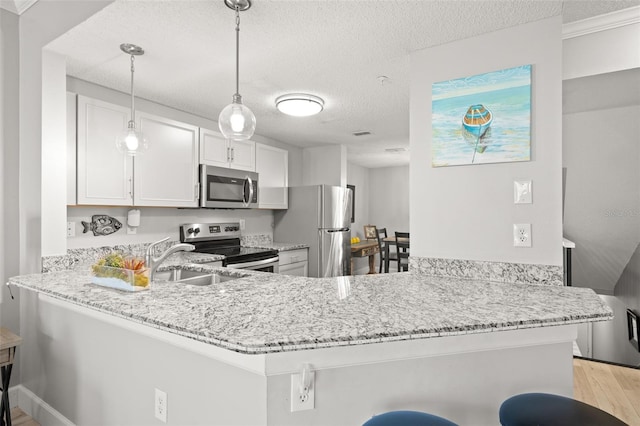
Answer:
[227,147,230,162]
[128,177,133,200]
[231,147,235,162]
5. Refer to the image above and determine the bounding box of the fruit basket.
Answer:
[91,253,149,292]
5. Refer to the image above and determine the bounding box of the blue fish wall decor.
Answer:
[82,215,123,236]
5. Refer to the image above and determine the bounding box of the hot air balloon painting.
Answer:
[431,64,531,167]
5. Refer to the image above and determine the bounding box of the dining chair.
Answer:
[395,231,410,272]
[376,228,397,273]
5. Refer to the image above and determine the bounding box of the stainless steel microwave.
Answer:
[200,165,258,209]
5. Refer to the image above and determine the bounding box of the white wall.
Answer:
[368,166,410,237]
[302,145,347,186]
[1,8,21,342]
[347,162,371,274]
[410,17,563,266]
[563,103,640,294]
[41,51,68,256]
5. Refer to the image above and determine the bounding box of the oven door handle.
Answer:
[227,257,278,269]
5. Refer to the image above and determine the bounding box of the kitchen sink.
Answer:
[160,269,237,286]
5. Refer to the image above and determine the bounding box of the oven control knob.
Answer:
[187,228,194,234]
[194,228,200,235]
[233,226,239,231]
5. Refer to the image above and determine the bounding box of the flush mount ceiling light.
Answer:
[116,43,148,156]
[218,0,256,141]
[275,94,324,117]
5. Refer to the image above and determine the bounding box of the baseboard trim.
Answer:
[10,384,75,426]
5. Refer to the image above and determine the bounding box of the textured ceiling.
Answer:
[47,0,639,168]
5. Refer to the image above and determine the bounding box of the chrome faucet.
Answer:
[145,237,195,282]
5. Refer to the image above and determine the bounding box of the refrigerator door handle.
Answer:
[326,228,350,233]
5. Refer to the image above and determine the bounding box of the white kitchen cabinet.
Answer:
[255,143,288,209]
[199,127,255,172]
[135,112,199,207]
[67,92,77,205]
[76,95,134,205]
[76,95,199,207]
[278,248,308,277]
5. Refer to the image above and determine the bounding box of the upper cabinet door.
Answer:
[199,128,231,169]
[134,112,199,207]
[255,143,288,209]
[199,127,256,171]
[76,95,134,205]
[67,92,77,205]
[228,139,256,172]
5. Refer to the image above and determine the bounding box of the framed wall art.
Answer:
[364,225,377,240]
[432,64,532,167]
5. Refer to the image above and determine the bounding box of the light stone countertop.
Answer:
[244,242,309,252]
[8,259,612,354]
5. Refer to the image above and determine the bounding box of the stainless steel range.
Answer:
[179,222,279,272]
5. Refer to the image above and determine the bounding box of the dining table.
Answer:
[382,236,410,273]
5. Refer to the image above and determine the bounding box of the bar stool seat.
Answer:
[499,393,627,426]
[363,410,458,426]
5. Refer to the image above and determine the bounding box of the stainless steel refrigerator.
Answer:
[274,185,352,277]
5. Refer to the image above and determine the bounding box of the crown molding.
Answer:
[563,5,640,39]
[0,0,39,15]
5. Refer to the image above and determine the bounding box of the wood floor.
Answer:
[8,408,39,426]
[574,357,640,425]
[5,358,639,426]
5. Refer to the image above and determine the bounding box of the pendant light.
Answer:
[116,43,148,156]
[218,0,256,141]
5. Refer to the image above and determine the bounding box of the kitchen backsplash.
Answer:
[42,240,176,273]
[65,206,274,250]
[240,234,272,247]
[44,233,274,273]
[409,256,564,286]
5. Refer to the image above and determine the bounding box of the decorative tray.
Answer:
[91,266,149,292]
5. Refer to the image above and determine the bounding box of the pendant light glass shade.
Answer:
[116,43,147,156]
[219,95,256,141]
[218,0,256,141]
[117,123,148,156]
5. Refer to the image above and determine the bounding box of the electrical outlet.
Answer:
[155,388,167,423]
[239,219,246,230]
[513,224,532,247]
[67,222,75,237]
[290,372,315,412]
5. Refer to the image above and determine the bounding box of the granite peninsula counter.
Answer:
[9,264,612,425]
[8,264,611,354]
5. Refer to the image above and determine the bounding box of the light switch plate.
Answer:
[514,180,532,204]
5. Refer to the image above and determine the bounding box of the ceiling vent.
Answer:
[352,131,371,137]
[385,147,407,153]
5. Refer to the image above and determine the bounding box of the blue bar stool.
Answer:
[363,410,458,426]
[499,393,627,426]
